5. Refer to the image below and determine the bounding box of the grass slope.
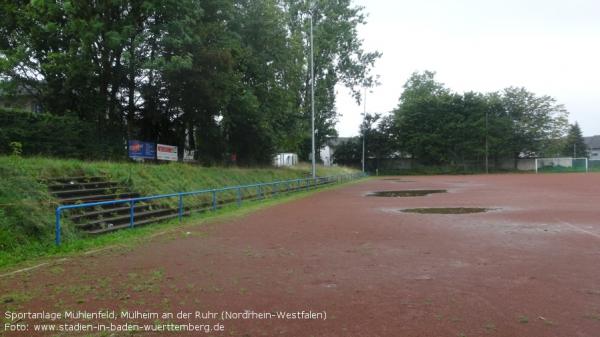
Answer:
[0,156,357,267]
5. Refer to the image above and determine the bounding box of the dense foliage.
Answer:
[0,108,123,158]
[561,123,588,158]
[0,0,379,164]
[334,71,575,171]
[390,71,570,168]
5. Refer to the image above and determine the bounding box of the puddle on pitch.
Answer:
[368,190,447,197]
[401,207,490,214]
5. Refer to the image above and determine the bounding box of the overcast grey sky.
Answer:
[336,0,600,137]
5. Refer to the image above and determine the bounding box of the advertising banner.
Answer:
[128,140,156,159]
[157,144,178,161]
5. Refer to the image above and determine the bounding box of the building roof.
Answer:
[584,136,600,149]
[325,137,354,147]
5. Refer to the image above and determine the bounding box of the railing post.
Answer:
[178,194,183,222]
[55,208,62,246]
[258,185,263,199]
[275,182,279,196]
[237,187,242,206]
[212,190,217,210]
[129,200,135,228]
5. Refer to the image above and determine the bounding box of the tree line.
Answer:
[0,0,380,164]
[336,71,587,169]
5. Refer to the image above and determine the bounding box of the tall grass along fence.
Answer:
[55,172,366,245]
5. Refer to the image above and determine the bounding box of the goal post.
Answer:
[534,157,588,173]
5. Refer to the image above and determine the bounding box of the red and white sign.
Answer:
[156,144,178,161]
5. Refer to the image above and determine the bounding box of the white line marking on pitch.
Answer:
[1,229,187,278]
[557,219,600,240]
[0,263,49,278]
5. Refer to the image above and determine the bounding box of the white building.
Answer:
[320,137,352,166]
[584,136,600,160]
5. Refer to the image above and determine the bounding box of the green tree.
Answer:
[332,137,361,167]
[1,0,380,165]
[393,71,455,164]
[223,0,305,164]
[284,0,381,160]
[363,114,401,171]
[391,72,570,168]
[562,122,588,158]
[501,87,569,160]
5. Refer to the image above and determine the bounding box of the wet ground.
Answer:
[1,173,600,336]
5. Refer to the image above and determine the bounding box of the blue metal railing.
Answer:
[55,172,366,245]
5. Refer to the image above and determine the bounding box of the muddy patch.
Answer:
[401,207,490,214]
[369,190,447,197]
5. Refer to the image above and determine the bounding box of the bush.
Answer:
[0,108,124,159]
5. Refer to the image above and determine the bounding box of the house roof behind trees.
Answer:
[584,136,600,149]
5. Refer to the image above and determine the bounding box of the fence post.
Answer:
[129,200,135,228]
[178,194,183,222]
[55,208,62,246]
[586,158,589,172]
[212,190,217,210]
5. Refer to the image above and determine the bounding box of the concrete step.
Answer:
[86,213,180,235]
[69,204,153,222]
[46,176,107,184]
[51,187,125,197]
[59,192,140,205]
[48,181,120,191]
[76,207,177,230]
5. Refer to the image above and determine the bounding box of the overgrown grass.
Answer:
[0,156,357,268]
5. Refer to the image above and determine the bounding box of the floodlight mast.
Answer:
[362,87,366,173]
[310,12,316,179]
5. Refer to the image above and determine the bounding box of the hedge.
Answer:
[0,108,124,159]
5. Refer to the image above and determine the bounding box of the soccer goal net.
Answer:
[535,157,588,173]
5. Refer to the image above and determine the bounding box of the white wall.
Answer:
[273,153,298,167]
[320,146,333,166]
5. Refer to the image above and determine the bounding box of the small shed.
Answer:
[273,153,298,167]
